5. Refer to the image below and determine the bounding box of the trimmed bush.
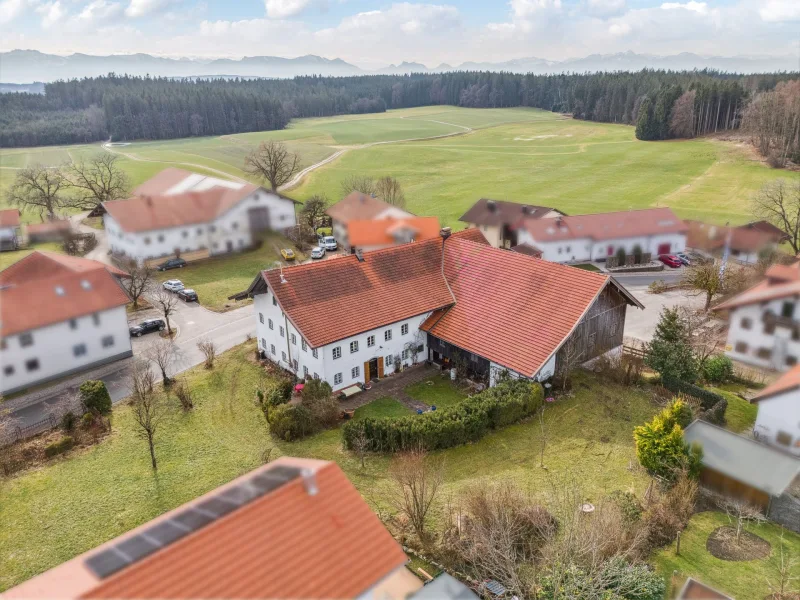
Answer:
[634,399,702,480]
[702,354,734,384]
[269,404,314,441]
[662,377,724,410]
[44,436,74,458]
[80,380,112,415]
[342,380,543,453]
[60,411,77,432]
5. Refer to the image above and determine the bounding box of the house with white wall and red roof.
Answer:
[233,227,642,392]
[751,365,800,455]
[0,251,132,395]
[103,168,299,265]
[0,208,21,251]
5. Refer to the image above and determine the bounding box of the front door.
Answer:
[368,357,379,381]
[226,240,233,252]
[657,242,671,255]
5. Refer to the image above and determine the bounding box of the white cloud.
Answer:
[660,1,708,14]
[0,0,26,24]
[587,0,625,17]
[125,0,172,18]
[36,1,65,28]
[265,0,312,19]
[759,0,800,22]
[608,21,631,36]
[318,3,460,38]
[71,0,123,28]
[510,0,561,19]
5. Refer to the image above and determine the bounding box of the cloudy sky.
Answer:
[1,0,798,68]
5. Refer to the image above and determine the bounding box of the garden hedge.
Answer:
[661,377,724,410]
[342,379,543,453]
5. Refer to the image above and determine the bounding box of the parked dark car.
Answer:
[177,288,198,302]
[658,254,683,268]
[157,258,186,271]
[129,319,166,337]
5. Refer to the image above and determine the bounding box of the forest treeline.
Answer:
[1,70,797,162]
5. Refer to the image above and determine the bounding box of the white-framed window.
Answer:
[313,372,319,380]
[282,351,287,362]
[272,296,277,306]
[259,313,264,324]
[402,349,409,360]
[401,324,409,335]
[303,366,309,377]
[157,234,164,242]
[261,338,266,348]
[312,348,318,359]
[367,335,375,347]
[268,318,274,330]
[301,339,307,352]
[333,346,342,359]
[3,365,13,376]
[291,334,297,345]
[19,332,34,347]
[93,314,101,326]
[351,366,360,379]
[334,373,343,385]
[73,344,87,357]
[293,359,298,371]
[280,326,285,337]
[69,319,78,330]
[386,354,393,365]
[25,358,40,372]
[385,329,392,341]
[271,344,276,355]
[350,341,358,353]
[101,335,114,348]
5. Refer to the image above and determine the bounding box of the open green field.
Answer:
[0,344,657,591]
[653,510,800,599]
[3,106,796,228]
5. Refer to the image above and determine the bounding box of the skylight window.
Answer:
[55,286,65,296]
[80,280,92,290]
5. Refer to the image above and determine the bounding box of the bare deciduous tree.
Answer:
[197,337,217,369]
[6,164,70,221]
[375,176,406,208]
[129,361,167,471]
[340,174,376,197]
[350,425,370,469]
[120,260,153,309]
[244,141,299,190]
[669,90,696,139]
[147,337,179,386]
[766,530,800,599]
[64,153,130,210]
[720,496,766,545]
[389,448,444,544]
[681,260,747,311]
[299,194,328,230]
[752,179,800,254]
[152,287,178,336]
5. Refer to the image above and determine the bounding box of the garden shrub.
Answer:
[634,400,702,480]
[304,395,339,429]
[342,380,543,453]
[661,378,724,410]
[632,244,643,264]
[269,404,314,441]
[600,557,666,600]
[301,378,332,402]
[60,411,77,432]
[701,398,727,426]
[609,491,643,524]
[44,436,74,458]
[80,380,112,415]
[702,354,734,384]
[615,247,627,266]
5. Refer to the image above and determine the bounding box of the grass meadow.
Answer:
[2,106,797,228]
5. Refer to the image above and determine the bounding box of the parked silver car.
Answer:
[310,246,326,260]
[162,279,184,292]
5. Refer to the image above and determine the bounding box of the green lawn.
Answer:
[0,346,658,591]
[2,106,798,230]
[653,511,800,600]
[573,263,602,272]
[152,234,301,311]
[405,376,468,408]
[708,385,759,434]
[354,397,412,420]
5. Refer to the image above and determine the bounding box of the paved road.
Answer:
[7,295,254,430]
[611,269,684,288]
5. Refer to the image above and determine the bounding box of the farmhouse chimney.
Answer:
[486,200,497,213]
[439,227,451,240]
[355,248,365,262]
[301,468,318,496]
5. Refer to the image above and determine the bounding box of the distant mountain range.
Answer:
[1,49,797,85]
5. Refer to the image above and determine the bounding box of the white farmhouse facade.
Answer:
[716,262,800,372]
[458,198,565,249]
[103,168,298,265]
[0,252,132,395]
[753,368,800,455]
[234,228,641,392]
[517,208,687,264]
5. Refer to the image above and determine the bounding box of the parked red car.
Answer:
[658,254,683,268]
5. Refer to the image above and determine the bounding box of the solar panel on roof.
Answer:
[84,465,304,580]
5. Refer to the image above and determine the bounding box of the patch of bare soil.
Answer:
[706,526,771,561]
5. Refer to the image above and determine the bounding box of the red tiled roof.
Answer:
[459,198,563,227]
[0,208,20,227]
[347,216,441,247]
[265,235,458,347]
[0,251,130,336]
[714,262,800,310]
[103,185,259,233]
[421,238,621,376]
[685,220,778,253]
[326,192,410,224]
[523,207,687,243]
[5,458,408,600]
[754,364,800,401]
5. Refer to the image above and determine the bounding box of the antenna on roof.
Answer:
[275,261,287,284]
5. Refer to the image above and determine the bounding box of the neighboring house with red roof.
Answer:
[5,457,423,600]
[347,216,442,253]
[234,228,642,391]
[715,261,800,372]
[103,168,299,265]
[517,207,688,264]
[0,251,131,395]
[0,208,21,251]
[326,192,413,250]
[25,219,71,243]
[459,198,564,249]
[685,219,783,264]
[752,364,800,455]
